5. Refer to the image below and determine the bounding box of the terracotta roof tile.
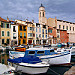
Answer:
[0,17,8,22]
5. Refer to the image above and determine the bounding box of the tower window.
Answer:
[43,12,44,17]
[40,12,41,17]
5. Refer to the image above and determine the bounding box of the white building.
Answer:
[34,23,48,45]
[11,22,18,46]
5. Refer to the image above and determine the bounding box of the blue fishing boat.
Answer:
[8,56,49,74]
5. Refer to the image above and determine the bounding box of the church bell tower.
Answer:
[39,4,47,24]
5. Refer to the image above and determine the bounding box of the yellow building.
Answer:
[15,20,27,45]
[0,17,11,46]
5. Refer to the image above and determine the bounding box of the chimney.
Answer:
[26,19,28,22]
[7,16,9,21]
[32,20,34,23]
[11,18,12,21]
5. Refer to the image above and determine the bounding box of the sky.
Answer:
[0,0,75,23]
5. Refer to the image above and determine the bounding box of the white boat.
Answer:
[9,47,71,65]
[24,48,71,65]
[8,56,49,74]
[71,47,75,56]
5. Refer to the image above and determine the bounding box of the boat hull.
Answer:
[15,64,49,74]
[40,53,71,65]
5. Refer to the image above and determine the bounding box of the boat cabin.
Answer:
[25,48,57,56]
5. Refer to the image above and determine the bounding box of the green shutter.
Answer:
[2,31,4,36]
[6,23,7,28]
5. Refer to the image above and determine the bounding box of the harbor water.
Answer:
[0,51,75,75]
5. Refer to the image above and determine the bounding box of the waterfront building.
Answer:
[60,30,69,43]
[34,23,48,45]
[0,17,11,46]
[48,26,57,44]
[26,20,35,45]
[11,21,18,46]
[0,21,1,45]
[15,20,27,45]
[39,4,75,43]
[57,20,75,43]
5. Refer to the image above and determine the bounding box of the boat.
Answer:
[15,46,26,52]
[9,47,71,65]
[71,46,75,56]
[25,48,71,65]
[8,56,49,74]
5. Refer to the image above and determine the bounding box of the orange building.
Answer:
[60,30,69,43]
[48,26,57,44]
[18,23,27,45]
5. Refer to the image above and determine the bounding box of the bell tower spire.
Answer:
[39,4,46,24]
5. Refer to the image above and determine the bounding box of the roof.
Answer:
[39,4,45,8]
[26,22,33,24]
[0,17,8,22]
[16,23,27,26]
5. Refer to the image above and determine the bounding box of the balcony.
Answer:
[13,37,16,39]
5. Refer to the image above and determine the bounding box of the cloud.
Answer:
[0,0,75,23]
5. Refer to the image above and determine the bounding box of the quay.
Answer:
[64,66,75,75]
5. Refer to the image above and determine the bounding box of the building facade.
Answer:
[0,17,11,46]
[27,21,35,45]
[16,20,27,45]
[11,21,18,46]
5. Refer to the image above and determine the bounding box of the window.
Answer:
[30,27,32,30]
[63,26,64,29]
[50,50,54,52]
[37,51,44,54]
[36,34,38,38]
[36,28,37,32]
[42,34,44,38]
[2,31,4,36]
[33,34,35,37]
[28,33,33,37]
[13,26,16,32]
[39,28,41,32]
[42,29,44,34]
[29,51,35,55]
[2,39,4,44]
[6,24,9,28]
[7,39,9,44]
[23,26,26,31]
[20,32,22,38]
[23,39,26,44]
[59,25,61,29]
[40,12,41,17]
[24,33,26,38]
[20,26,22,31]
[46,35,47,38]
[66,26,68,30]
[43,12,44,17]
[13,33,16,39]
[73,27,74,31]
[39,34,41,37]
[48,29,52,33]
[1,23,5,28]
[46,30,47,34]
[70,27,71,30]
[7,31,10,36]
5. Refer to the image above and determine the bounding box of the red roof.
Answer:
[0,17,8,22]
